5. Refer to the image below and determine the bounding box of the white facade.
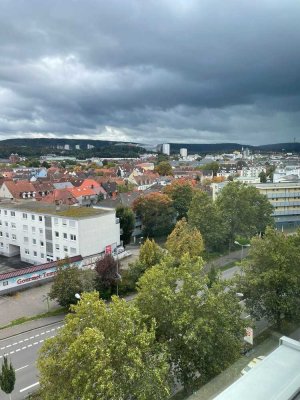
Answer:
[0,203,120,265]
[75,144,81,150]
[180,148,188,158]
[241,166,266,178]
[162,143,170,156]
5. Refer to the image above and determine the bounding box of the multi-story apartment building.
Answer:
[255,182,300,229]
[0,202,120,264]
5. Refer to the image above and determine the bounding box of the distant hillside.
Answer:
[169,142,300,154]
[0,138,145,158]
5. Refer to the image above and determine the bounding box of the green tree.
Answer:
[49,265,96,308]
[163,182,194,219]
[127,239,164,287]
[38,292,171,400]
[136,255,246,392]
[258,171,267,183]
[116,205,135,245]
[238,228,300,329]
[166,218,204,260]
[199,161,220,176]
[0,356,15,400]
[133,193,176,237]
[155,161,173,176]
[188,190,227,251]
[216,182,273,247]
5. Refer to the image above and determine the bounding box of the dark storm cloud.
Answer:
[0,0,300,144]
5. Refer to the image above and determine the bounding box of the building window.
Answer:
[0,221,2,225]
[23,225,28,231]
[39,216,43,222]
[33,251,37,257]
[63,233,67,239]
[41,253,44,258]
[12,234,16,240]
[5,222,8,227]
[22,213,27,219]
[0,242,3,247]
[63,246,68,252]
[4,210,7,215]
[32,238,37,245]
[55,244,60,250]
[40,241,44,247]
[31,215,35,221]
[39,228,43,234]
[70,247,76,254]
[24,237,29,244]
[55,231,59,238]
[54,218,58,225]
[0,232,2,237]
[11,223,16,229]
[32,227,36,233]
[25,249,29,255]
[69,220,75,228]
[5,233,9,238]
[11,211,15,217]
[70,234,76,241]
[62,219,67,226]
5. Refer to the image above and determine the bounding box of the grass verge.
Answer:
[0,307,67,331]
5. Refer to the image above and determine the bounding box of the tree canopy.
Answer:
[238,228,300,329]
[0,356,15,397]
[116,205,135,245]
[216,182,273,246]
[163,181,194,219]
[155,161,173,176]
[38,292,171,400]
[133,192,176,237]
[136,255,246,391]
[165,218,204,260]
[188,190,227,251]
[49,265,96,308]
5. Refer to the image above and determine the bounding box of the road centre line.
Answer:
[15,365,29,372]
[20,382,39,393]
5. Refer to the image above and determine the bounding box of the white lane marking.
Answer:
[15,365,29,372]
[20,382,39,393]
[0,325,63,353]
[16,349,21,352]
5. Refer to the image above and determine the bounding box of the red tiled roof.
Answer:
[39,189,77,205]
[3,180,36,198]
[0,255,83,281]
[67,187,97,198]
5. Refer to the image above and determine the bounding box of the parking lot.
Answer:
[0,254,31,274]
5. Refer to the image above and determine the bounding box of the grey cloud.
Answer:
[0,0,300,144]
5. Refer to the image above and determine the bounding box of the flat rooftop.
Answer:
[0,201,113,219]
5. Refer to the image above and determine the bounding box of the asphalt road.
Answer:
[0,321,63,400]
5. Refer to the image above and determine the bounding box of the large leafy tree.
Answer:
[127,239,164,287]
[163,181,194,219]
[166,218,204,260]
[216,182,273,246]
[133,192,176,237]
[49,265,96,308]
[0,357,15,400]
[155,161,173,176]
[188,190,227,251]
[238,228,300,329]
[38,292,171,400]
[116,205,135,245]
[136,255,246,392]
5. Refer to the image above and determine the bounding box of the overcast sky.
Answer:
[0,0,300,145]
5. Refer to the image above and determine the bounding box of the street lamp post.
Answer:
[234,241,250,261]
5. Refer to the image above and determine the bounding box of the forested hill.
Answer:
[0,138,145,158]
[170,142,300,154]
